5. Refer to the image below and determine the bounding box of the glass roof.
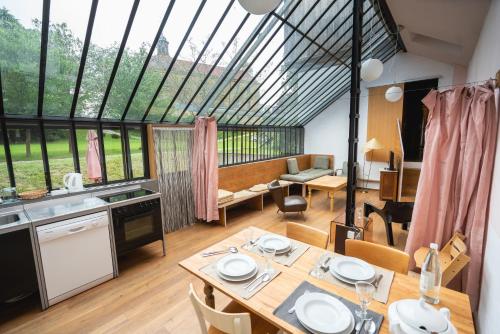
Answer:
[0,0,401,126]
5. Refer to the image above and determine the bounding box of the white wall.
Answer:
[304,52,454,188]
[466,0,500,332]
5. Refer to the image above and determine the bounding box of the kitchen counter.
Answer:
[26,196,108,226]
[0,205,31,234]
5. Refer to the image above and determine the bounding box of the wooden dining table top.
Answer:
[305,175,348,191]
[178,227,474,334]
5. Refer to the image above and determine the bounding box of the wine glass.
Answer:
[243,228,254,250]
[355,281,375,320]
[261,247,276,275]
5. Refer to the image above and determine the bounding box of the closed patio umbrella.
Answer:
[86,130,102,183]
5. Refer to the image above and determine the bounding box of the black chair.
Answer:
[268,180,307,214]
[364,201,414,246]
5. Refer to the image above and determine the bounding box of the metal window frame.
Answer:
[37,0,51,117]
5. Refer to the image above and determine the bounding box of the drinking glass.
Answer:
[310,252,329,278]
[243,229,254,250]
[355,281,375,320]
[261,247,276,275]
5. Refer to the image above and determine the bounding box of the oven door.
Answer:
[112,200,163,256]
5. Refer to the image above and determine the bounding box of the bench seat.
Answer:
[280,168,334,183]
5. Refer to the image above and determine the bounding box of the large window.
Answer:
[0,121,147,191]
[218,126,303,166]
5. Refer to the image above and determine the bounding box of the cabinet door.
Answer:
[380,171,398,201]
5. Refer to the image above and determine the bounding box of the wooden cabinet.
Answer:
[379,170,398,201]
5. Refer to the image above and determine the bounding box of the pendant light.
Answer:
[238,0,282,15]
[361,1,383,82]
[385,25,403,103]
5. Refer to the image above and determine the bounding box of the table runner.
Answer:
[273,280,383,334]
[311,253,394,303]
[200,260,280,299]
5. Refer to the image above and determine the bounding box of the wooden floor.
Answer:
[0,188,410,334]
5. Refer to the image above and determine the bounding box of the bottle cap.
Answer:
[430,243,438,250]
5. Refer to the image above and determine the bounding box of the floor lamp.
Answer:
[362,138,384,192]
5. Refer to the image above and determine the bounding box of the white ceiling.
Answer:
[386,0,491,66]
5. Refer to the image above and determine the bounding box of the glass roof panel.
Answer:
[74,0,135,118]
[0,0,43,115]
[100,0,174,120]
[145,0,234,122]
[125,0,203,121]
[43,0,93,117]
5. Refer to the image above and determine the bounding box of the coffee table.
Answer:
[305,175,347,211]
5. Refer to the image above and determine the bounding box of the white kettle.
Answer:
[63,173,84,193]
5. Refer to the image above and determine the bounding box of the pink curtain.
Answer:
[86,130,102,182]
[405,82,498,311]
[192,117,219,222]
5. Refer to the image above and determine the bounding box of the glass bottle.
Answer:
[420,243,442,304]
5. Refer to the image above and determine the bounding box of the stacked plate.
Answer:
[295,292,355,334]
[329,256,376,284]
[216,254,258,282]
[257,234,291,254]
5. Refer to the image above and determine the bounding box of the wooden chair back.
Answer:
[345,239,410,274]
[439,232,470,286]
[286,222,329,249]
[188,284,251,334]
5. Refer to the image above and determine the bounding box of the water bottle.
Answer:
[420,243,442,304]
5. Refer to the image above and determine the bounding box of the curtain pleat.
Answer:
[153,128,195,232]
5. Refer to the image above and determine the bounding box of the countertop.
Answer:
[26,196,108,224]
[0,205,31,234]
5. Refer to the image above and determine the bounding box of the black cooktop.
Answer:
[99,189,154,203]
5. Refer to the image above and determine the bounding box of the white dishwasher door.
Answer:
[37,211,114,306]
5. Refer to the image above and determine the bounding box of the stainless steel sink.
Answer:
[0,214,20,226]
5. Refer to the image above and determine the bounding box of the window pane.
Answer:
[45,126,75,189]
[0,0,43,115]
[127,127,144,178]
[0,127,10,189]
[43,0,93,116]
[103,127,124,181]
[101,0,174,120]
[6,124,46,192]
[76,126,102,184]
[74,0,135,118]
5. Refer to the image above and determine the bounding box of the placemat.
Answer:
[244,237,310,267]
[273,281,384,334]
[200,260,280,300]
[311,253,394,304]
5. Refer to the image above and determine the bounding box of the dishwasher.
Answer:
[36,211,114,306]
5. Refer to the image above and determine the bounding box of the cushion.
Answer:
[287,158,300,175]
[313,156,330,169]
[217,189,234,204]
[280,168,334,183]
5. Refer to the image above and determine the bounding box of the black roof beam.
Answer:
[120,0,176,121]
[141,0,207,122]
[70,0,99,119]
[97,0,140,120]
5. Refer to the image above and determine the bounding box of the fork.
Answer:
[287,290,311,313]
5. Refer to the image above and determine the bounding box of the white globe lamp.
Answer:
[238,0,282,15]
[360,58,383,82]
[385,85,403,102]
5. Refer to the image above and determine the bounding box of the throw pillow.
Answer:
[287,158,300,175]
[313,156,330,169]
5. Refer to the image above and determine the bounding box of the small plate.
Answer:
[216,254,257,278]
[257,234,291,253]
[217,267,258,282]
[331,256,375,282]
[329,266,375,285]
[295,292,352,334]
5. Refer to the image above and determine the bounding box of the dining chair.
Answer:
[345,239,410,274]
[286,222,329,249]
[188,284,278,334]
[413,232,470,286]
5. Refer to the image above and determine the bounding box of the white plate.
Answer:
[295,292,352,334]
[257,234,291,253]
[217,267,258,282]
[299,310,355,334]
[329,266,375,285]
[216,254,257,278]
[331,256,375,282]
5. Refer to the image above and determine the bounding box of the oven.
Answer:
[110,198,163,256]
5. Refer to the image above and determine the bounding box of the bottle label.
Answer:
[420,271,434,291]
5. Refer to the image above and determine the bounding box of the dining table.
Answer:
[178,226,475,334]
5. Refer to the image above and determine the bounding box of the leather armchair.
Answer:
[268,180,307,214]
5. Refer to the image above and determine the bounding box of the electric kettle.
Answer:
[63,173,84,193]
